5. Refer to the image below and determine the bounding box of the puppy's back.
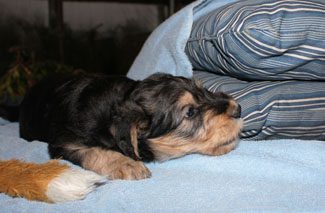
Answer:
[19,75,72,142]
[19,74,136,143]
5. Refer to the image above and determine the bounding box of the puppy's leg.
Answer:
[82,147,151,180]
[50,143,151,180]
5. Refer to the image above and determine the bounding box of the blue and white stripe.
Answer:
[186,0,325,81]
[194,71,325,140]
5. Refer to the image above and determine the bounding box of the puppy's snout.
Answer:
[232,104,241,119]
[227,100,241,119]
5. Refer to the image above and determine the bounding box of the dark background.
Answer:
[0,0,194,76]
[0,0,193,104]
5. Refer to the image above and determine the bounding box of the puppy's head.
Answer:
[131,73,243,161]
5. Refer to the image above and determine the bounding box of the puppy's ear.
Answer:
[129,120,150,159]
[112,102,150,160]
[130,125,139,159]
[111,121,139,160]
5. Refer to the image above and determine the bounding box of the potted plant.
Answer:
[0,46,74,106]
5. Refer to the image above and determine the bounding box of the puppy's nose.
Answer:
[227,100,241,119]
[232,104,241,119]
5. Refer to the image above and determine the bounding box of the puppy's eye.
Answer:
[185,106,197,118]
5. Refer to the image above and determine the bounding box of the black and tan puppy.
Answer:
[19,73,242,180]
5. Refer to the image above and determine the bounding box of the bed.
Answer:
[1,0,325,212]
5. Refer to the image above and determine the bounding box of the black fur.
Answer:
[18,73,239,166]
[0,105,20,122]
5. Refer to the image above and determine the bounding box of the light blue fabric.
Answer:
[1,122,325,212]
[127,0,238,80]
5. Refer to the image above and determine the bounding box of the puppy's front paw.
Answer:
[80,148,151,181]
[109,160,151,180]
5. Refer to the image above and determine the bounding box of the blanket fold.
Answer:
[127,0,238,80]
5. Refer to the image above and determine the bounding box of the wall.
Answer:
[0,0,165,76]
[0,0,160,32]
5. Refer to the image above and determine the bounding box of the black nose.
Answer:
[232,104,241,119]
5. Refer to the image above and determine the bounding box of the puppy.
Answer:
[19,73,242,180]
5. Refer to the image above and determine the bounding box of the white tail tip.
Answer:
[46,168,107,203]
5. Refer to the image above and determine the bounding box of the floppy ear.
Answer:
[112,102,150,161]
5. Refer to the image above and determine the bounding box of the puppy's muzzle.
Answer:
[227,100,241,119]
[231,104,241,119]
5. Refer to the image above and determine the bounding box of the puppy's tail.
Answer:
[0,159,107,203]
[0,105,20,122]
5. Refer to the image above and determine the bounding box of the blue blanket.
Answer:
[1,121,325,212]
[1,0,324,211]
[127,0,237,80]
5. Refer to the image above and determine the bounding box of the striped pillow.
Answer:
[194,71,325,140]
[186,0,325,81]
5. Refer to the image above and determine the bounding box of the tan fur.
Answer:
[109,125,117,138]
[227,100,239,117]
[178,92,197,108]
[149,110,243,161]
[0,159,69,202]
[130,125,140,159]
[104,124,140,159]
[63,144,151,180]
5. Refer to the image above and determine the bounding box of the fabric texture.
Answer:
[194,71,325,140]
[127,0,238,80]
[186,0,325,81]
[1,122,325,212]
